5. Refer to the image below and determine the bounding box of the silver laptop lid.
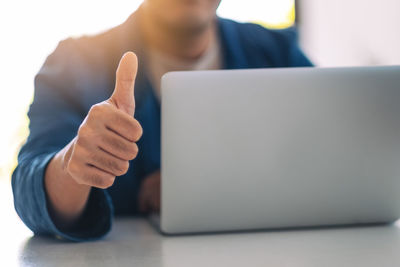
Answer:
[161,66,400,234]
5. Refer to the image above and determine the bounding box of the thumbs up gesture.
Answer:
[65,52,143,189]
[109,52,138,115]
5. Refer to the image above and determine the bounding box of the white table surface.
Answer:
[2,180,400,267]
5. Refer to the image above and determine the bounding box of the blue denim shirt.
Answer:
[12,11,312,241]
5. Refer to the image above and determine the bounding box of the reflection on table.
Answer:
[16,217,400,267]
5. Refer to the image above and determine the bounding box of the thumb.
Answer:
[110,51,138,116]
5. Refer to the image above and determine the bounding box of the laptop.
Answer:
[154,65,400,235]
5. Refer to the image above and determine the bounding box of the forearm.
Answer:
[44,138,91,230]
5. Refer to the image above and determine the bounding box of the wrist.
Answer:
[59,137,75,175]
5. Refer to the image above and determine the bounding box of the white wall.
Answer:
[298,0,400,67]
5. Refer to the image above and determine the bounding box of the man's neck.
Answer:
[139,5,217,61]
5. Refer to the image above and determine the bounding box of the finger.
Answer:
[98,131,139,161]
[86,148,130,177]
[103,107,143,142]
[109,51,138,116]
[68,155,115,189]
[83,166,116,189]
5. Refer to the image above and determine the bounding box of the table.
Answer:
[10,218,400,267]
[2,179,400,267]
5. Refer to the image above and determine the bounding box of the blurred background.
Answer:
[0,1,297,254]
[0,0,399,253]
[0,0,296,184]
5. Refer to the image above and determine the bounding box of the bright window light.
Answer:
[218,0,295,28]
[0,0,295,182]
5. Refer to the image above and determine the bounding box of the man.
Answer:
[12,0,312,241]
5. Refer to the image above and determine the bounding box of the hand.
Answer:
[63,52,143,189]
[138,170,161,213]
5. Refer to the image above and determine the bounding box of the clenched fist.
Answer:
[64,52,142,189]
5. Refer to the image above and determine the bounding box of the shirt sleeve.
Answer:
[11,39,114,242]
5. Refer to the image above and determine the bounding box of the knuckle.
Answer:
[102,178,115,189]
[74,142,86,158]
[93,153,126,176]
[91,175,106,188]
[102,175,116,188]
[77,124,85,137]
[77,125,90,143]
[133,143,139,156]
[88,103,104,117]
[98,134,108,146]
[114,161,129,176]
[135,124,143,141]
[128,143,139,160]
[91,174,115,189]
[109,160,123,175]
[131,120,143,141]
[77,127,99,148]
[108,136,125,152]
[121,161,130,173]
[75,135,84,147]
[90,152,104,165]
[114,113,124,125]
[99,135,110,149]
[86,174,104,188]
[73,146,85,160]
